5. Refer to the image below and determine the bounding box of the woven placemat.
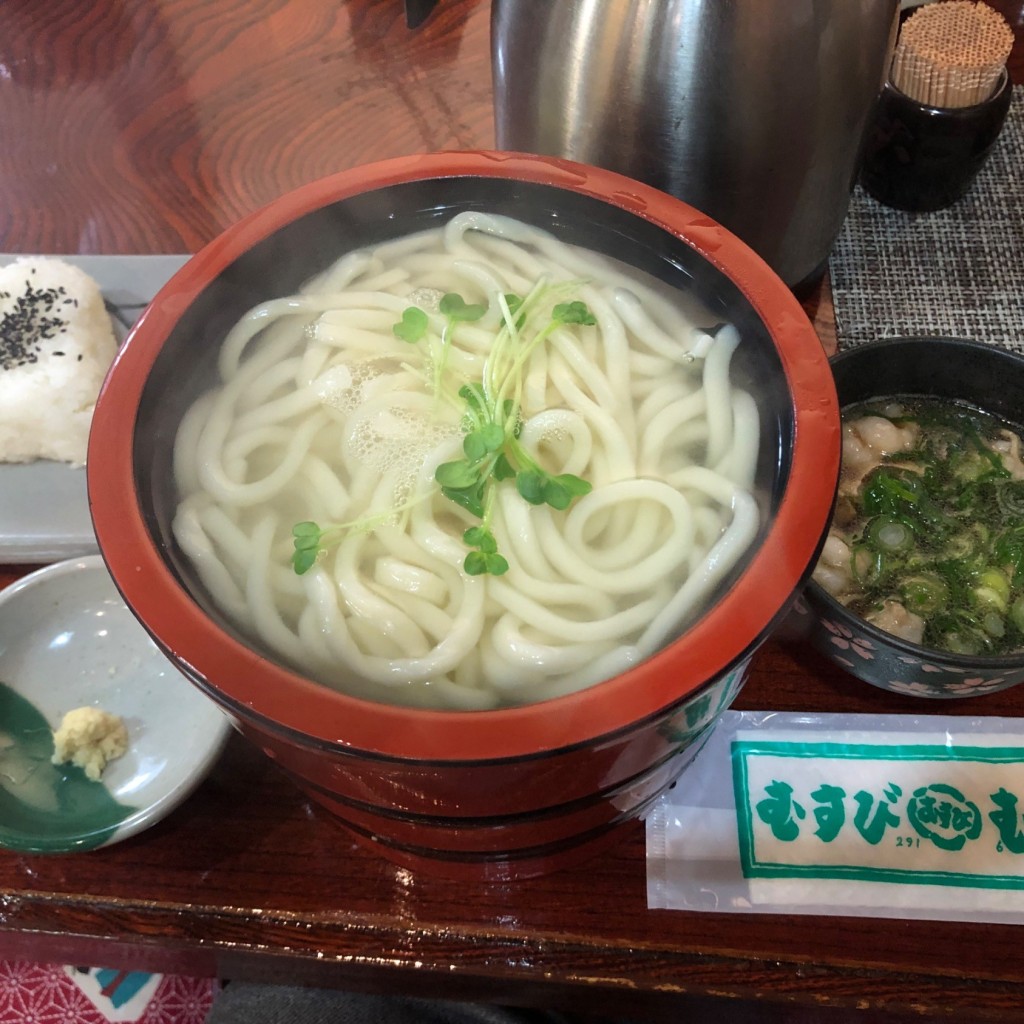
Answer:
[829,85,1024,355]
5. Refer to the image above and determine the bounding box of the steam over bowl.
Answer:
[88,152,840,878]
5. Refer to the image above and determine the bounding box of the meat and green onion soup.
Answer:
[813,396,1024,656]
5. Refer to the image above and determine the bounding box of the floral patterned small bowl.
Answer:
[799,337,1024,700]
[794,592,1024,699]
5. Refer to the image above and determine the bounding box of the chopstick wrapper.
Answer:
[647,710,1024,923]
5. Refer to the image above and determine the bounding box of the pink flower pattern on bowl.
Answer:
[887,676,1010,698]
[803,589,1024,700]
[886,680,939,697]
[946,677,1008,695]
[822,618,875,660]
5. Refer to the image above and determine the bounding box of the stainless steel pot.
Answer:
[492,0,899,290]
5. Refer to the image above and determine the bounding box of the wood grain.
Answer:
[0,0,492,253]
[3,1,1024,1019]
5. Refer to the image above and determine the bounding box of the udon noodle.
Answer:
[171,213,761,709]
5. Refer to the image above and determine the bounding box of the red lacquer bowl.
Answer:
[88,152,840,879]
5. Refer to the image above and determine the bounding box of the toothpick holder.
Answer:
[859,65,1012,212]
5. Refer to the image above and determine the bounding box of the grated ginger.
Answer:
[51,706,128,781]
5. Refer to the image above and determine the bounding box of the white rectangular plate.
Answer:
[0,254,191,564]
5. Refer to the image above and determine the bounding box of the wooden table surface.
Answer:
[2,1,1024,1020]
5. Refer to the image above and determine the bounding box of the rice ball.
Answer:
[0,257,118,465]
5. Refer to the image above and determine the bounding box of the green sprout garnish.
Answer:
[430,290,593,574]
[438,292,487,322]
[435,293,484,402]
[392,306,428,343]
[291,521,324,574]
[289,490,431,575]
[551,300,597,326]
[293,286,595,577]
[391,293,485,402]
[462,525,509,576]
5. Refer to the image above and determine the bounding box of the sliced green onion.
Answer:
[972,569,1011,613]
[995,481,1024,518]
[943,630,984,655]
[861,469,923,516]
[982,611,1006,638]
[901,573,949,615]
[852,545,888,587]
[947,531,980,559]
[865,516,914,554]
[1010,597,1024,635]
[994,528,1024,576]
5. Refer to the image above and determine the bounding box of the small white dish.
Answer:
[0,254,191,563]
[0,555,230,853]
